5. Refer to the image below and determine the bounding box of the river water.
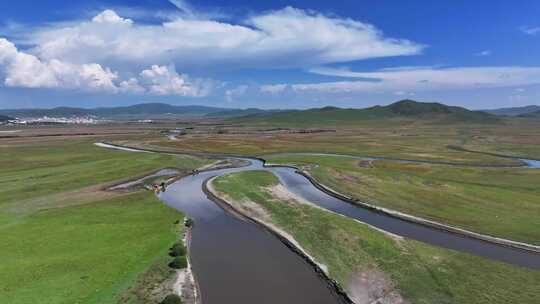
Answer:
[96,143,540,303]
[160,161,347,304]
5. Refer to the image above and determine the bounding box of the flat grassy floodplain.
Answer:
[266,155,540,244]
[0,138,207,208]
[1,192,181,304]
[0,136,209,303]
[212,171,540,304]
[145,118,540,166]
[147,125,529,166]
[134,120,540,244]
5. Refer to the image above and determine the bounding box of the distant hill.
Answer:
[518,109,540,118]
[385,100,498,122]
[481,105,540,116]
[0,115,14,122]
[205,108,282,118]
[0,103,234,119]
[0,100,502,124]
[232,100,500,125]
[0,103,283,120]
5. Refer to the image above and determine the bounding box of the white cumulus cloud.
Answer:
[0,38,118,91]
[26,7,423,68]
[92,10,134,25]
[139,65,212,97]
[0,37,213,96]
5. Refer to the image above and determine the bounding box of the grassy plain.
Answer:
[0,133,209,304]
[212,170,540,304]
[146,121,540,166]
[266,154,540,244]
[136,119,540,244]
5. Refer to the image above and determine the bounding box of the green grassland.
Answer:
[456,119,540,159]
[266,154,540,244]
[136,116,540,244]
[212,170,540,304]
[0,138,207,209]
[0,137,209,303]
[149,124,527,166]
[147,101,540,166]
[1,192,182,304]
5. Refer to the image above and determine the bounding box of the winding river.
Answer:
[161,161,348,304]
[96,143,540,303]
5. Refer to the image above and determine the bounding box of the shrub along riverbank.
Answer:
[212,170,540,304]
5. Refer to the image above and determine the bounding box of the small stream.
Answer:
[96,143,540,303]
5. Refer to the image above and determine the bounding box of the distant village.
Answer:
[1,116,104,126]
[0,116,159,126]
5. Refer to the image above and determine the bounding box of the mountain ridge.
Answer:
[232,99,500,125]
[518,109,540,118]
[1,100,501,123]
[481,105,540,116]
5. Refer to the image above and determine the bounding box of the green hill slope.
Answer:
[518,110,540,118]
[232,100,499,126]
[482,105,540,116]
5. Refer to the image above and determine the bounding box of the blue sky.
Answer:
[0,0,539,109]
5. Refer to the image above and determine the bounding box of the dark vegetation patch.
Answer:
[160,294,183,304]
[169,242,187,257]
[168,256,188,269]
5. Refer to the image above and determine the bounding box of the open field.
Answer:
[0,137,208,209]
[0,134,210,303]
[212,170,540,304]
[121,119,540,244]
[139,120,540,166]
[2,118,539,303]
[457,119,540,159]
[1,192,182,304]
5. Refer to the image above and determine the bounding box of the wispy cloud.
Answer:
[297,66,540,93]
[260,84,288,94]
[520,26,540,35]
[475,50,491,56]
[225,85,249,102]
[168,0,195,16]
